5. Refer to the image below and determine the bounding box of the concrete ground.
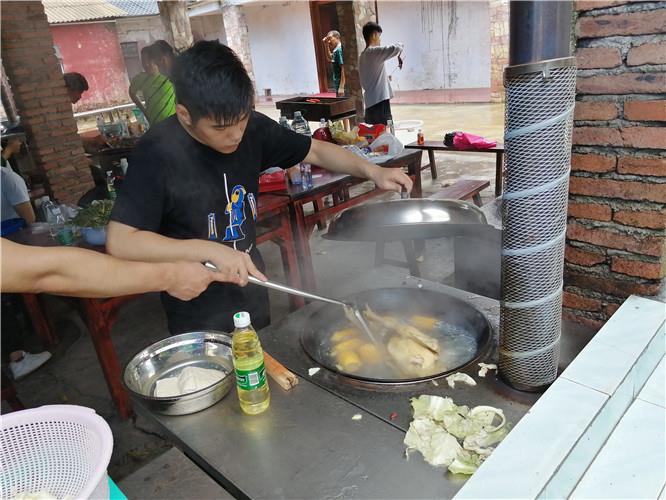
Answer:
[6,102,507,484]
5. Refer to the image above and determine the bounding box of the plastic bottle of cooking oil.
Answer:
[232,312,270,415]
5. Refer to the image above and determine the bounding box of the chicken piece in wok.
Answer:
[363,306,440,353]
[386,336,438,377]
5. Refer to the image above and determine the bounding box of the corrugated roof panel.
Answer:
[43,0,128,24]
[107,0,159,18]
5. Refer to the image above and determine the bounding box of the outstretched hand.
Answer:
[369,166,413,194]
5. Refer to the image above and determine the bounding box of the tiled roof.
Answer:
[107,0,159,18]
[43,0,159,24]
[43,0,126,24]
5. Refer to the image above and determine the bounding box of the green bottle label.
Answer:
[235,363,267,391]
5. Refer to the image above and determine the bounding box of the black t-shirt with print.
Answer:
[111,112,311,334]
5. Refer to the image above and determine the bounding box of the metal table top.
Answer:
[138,268,594,499]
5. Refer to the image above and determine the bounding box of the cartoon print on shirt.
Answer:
[224,184,247,242]
[247,193,257,221]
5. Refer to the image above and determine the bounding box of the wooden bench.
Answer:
[374,179,490,276]
[405,140,504,196]
[427,179,490,207]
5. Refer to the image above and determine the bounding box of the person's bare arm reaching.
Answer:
[0,239,223,301]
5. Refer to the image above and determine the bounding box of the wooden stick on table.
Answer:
[264,352,299,390]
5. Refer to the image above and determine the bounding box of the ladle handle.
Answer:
[247,276,348,307]
[203,262,347,308]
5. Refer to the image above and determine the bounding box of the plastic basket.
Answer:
[0,405,113,499]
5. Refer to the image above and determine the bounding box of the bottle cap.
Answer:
[233,311,251,328]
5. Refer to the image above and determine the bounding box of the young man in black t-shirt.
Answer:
[107,41,412,334]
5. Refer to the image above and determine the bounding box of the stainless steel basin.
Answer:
[123,331,235,416]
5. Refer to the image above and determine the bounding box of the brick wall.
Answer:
[564,0,666,330]
[489,0,509,103]
[1,1,92,205]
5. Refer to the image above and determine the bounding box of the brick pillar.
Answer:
[157,0,193,52]
[489,0,509,103]
[1,1,91,205]
[564,0,666,330]
[337,1,376,122]
[222,5,256,86]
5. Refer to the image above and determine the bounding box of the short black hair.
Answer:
[63,72,89,92]
[153,39,175,58]
[172,40,254,125]
[362,22,382,44]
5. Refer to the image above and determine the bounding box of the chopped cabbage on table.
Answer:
[404,395,510,476]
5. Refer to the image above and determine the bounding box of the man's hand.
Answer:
[202,242,267,286]
[368,166,413,194]
[165,262,221,301]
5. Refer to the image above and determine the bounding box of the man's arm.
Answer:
[339,65,346,94]
[129,91,148,119]
[375,43,404,62]
[322,37,333,62]
[0,239,223,300]
[13,201,35,224]
[106,222,266,286]
[304,140,413,193]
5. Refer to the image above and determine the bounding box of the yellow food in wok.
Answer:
[409,315,438,331]
[332,337,363,356]
[331,327,359,343]
[358,343,382,364]
[336,350,362,372]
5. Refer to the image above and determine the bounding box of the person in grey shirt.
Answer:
[359,22,403,125]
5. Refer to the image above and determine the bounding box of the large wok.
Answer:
[323,199,489,242]
[300,288,493,384]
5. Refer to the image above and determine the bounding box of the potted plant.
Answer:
[73,199,114,246]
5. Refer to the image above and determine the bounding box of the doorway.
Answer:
[310,1,340,94]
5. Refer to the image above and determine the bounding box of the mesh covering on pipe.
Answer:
[499,63,577,389]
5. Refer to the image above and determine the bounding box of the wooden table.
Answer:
[10,194,300,420]
[275,149,424,291]
[405,140,505,196]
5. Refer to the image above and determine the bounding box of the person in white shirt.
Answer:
[358,22,403,125]
[1,160,35,224]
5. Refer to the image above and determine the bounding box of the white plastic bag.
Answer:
[370,132,404,157]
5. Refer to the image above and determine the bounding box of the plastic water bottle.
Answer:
[291,111,311,136]
[96,115,105,135]
[278,115,292,130]
[119,115,129,138]
[232,312,270,415]
[43,200,64,240]
[300,163,313,189]
[106,171,116,200]
[387,119,395,135]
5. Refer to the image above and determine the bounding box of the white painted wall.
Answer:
[191,14,227,44]
[244,2,319,95]
[379,0,491,90]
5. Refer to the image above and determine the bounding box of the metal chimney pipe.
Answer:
[499,1,576,391]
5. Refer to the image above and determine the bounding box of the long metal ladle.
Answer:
[203,262,381,347]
